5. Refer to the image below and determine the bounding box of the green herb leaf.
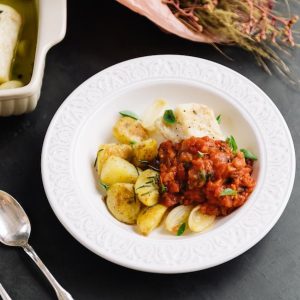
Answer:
[197,151,205,158]
[129,141,137,145]
[136,184,151,190]
[138,160,159,171]
[145,180,154,184]
[220,188,237,196]
[99,181,109,191]
[216,114,221,124]
[163,109,176,125]
[141,191,151,196]
[226,135,238,154]
[148,165,160,171]
[161,184,167,193]
[134,166,140,176]
[94,149,104,167]
[240,149,258,160]
[119,110,139,120]
[139,160,149,164]
[147,174,160,185]
[199,170,207,182]
[177,223,186,236]
[206,172,213,181]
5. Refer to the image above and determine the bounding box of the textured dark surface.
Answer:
[0,1,299,299]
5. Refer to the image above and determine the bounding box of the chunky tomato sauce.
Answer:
[158,136,256,216]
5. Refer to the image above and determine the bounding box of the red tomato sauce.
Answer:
[158,136,256,216]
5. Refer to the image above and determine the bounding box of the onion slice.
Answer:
[165,205,193,234]
[188,205,215,233]
[141,99,167,131]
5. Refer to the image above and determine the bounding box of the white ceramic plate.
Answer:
[42,55,295,273]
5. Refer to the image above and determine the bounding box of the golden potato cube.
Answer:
[113,116,148,144]
[95,143,133,176]
[100,155,139,185]
[135,169,159,206]
[133,139,158,167]
[137,204,167,235]
[107,183,141,224]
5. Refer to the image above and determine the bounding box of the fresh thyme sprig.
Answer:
[138,160,160,171]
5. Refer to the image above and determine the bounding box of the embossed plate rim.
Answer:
[41,55,295,273]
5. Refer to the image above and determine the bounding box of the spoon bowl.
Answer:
[0,191,31,247]
[0,190,73,300]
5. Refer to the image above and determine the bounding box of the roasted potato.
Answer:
[132,139,158,167]
[106,183,141,224]
[101,156,139,185]
[113,116,148,144]
[134,169,159,206]
[95,143,133,176]
[137,204,167,235]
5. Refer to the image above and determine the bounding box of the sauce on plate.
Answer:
[158,136,256,216]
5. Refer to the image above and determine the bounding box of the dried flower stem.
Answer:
[163,0,299,80]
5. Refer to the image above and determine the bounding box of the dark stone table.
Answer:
[0,1,299,299]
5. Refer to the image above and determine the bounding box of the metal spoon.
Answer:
[0,191,73,300]
[0,283,12,300]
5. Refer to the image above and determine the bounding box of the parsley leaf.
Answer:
[94,149,104,167]
[220,188,237,196]
[216,114,221,124]
[161,184,167,193]
[99,182,109,191]
[199,170,207,182]
[163,110,176,124]
[119,110,139,120]
[197,151,205,158]
[177,223,186,236]
[226,135,238,154]
[240,149,258,160]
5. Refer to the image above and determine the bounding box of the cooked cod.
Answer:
[156,103,224,142]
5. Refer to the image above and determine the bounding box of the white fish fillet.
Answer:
[156,103,224,142]
[0,5,22,84]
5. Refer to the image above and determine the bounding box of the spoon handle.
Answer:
[0,284,12,300]
[23,244,73,300]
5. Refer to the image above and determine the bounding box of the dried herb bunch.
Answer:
[163,0,299,78]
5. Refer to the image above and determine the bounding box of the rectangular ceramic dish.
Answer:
[0,0,66,116]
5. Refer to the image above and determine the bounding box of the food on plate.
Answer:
[165,205,193,234]
[0,1,37,89]
[106,183,141,224]
[188,205,215,233]
[113,115,148,144]
[159,136,256,216]
[156,103,224,142]
[141,99,167,131]
[132,138,158,167]
[95,143,133,176]
[94,101,257,236]
[137,204,167,235]
[134,169,159,206]
[100,156,140,185]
